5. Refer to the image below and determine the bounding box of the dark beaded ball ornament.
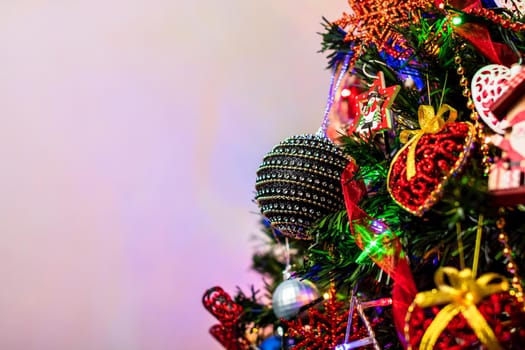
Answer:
[255,134,350,240]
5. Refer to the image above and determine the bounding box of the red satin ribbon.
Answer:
[450,0,515,66]
[341,162,417,345]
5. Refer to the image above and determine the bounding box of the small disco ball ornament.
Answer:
[255,134,350,240]
[272,278,320,320]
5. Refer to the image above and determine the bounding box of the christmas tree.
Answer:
[203,0,525,349]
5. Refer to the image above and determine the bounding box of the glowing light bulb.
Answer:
[451,16,463,26]
[341,88,351,98]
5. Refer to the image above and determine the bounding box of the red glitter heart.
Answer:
[387,122,476,216]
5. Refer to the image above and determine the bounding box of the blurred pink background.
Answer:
[0,1,341,349]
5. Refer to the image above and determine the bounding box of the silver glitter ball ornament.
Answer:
[272,278,320,320]
[255,134,350,240]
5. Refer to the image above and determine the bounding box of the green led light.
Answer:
[452,16,463,26]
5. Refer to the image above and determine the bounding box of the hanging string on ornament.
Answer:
[320,53,353,138]
[455,222,466,271]
[283,237,292,280]
[255,54,353,240]
[307,232,320,251]
[272,237,320,320]
[360,61,389,82]
[472,214,484,277]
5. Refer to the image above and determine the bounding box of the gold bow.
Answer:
[414,267,509,350]
[399,105,457,179]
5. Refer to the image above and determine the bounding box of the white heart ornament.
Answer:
[493,0,525,17]
[471,64,511,134]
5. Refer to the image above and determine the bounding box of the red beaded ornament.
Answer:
[203,286,250,350]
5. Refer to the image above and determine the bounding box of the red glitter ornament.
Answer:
[406,292,525,349]
[387,105,476,216]
[202,286,250,350]
[283,288,381,349]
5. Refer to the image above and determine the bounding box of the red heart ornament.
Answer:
[387,122,476,216]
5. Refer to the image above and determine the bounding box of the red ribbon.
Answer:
[450,0,515,66]
[341,162,417,344]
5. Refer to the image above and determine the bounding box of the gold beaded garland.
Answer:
[496,210,525,309]
[453,51,491,172]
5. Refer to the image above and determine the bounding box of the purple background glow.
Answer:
[0,1,341,349]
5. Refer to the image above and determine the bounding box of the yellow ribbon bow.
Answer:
[414,267,509,350]
[399,105,457,180]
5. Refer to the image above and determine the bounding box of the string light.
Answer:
[451,16,463,26]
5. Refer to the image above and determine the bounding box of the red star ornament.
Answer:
[348,71,400,136]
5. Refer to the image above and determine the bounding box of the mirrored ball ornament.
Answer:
[255,134,350,240]
[272,278,320,320]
